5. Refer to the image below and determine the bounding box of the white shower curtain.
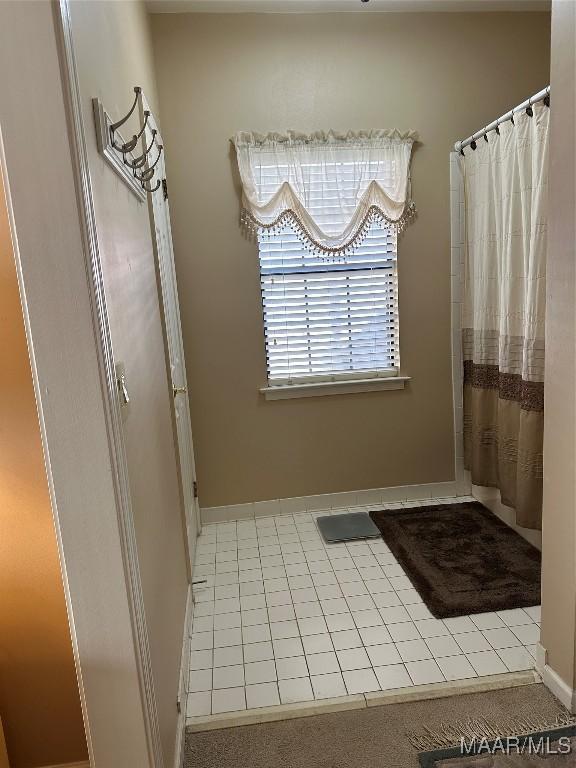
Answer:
[462,103,549,530]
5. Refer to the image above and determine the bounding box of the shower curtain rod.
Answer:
[454,85,550,154]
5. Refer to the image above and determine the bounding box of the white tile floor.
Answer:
[186,497,541,720]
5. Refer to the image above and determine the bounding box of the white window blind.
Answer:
[258,212,399,384]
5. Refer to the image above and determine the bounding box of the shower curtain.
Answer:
[461,103,549,530]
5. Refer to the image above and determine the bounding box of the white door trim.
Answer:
[55,2,164,764]
[173,586,193,768]
[0,130,97,768]
[140,96,201,578]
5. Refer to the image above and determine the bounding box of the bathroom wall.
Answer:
[151,10,551,508]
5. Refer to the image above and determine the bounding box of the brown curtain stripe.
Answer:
[463,360,544,412]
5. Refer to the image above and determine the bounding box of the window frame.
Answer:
[257,222,405,394]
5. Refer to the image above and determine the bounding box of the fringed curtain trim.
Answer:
[233,129,418,257]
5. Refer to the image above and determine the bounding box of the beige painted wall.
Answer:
[69,2,188,763]
[151,11,550,508]
[541,0,576,694]
[0,168,86,765]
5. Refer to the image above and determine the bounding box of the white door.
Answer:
[140,97,200,575]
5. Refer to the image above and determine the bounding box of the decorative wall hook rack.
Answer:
[93,86,164,199]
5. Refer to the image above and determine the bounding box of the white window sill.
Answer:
[260,375,411,401]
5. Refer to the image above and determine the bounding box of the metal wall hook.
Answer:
[120,111,151,155]
[139,167,156,183]
[142,178,161,193]
[124,129,157,170]
[109,86,142,151]
[136,144,163,182]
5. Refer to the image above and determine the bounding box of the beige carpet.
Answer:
[185,685,567,768]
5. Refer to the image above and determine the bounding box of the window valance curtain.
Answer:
[233,129,418,256]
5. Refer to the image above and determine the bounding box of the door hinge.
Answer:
[193,480,198,498]
[176,697,181,714]
[162,178,168,200]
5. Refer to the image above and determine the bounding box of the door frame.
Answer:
[140,95,201,581]
[55,1,164,763]
[0,1,165,765]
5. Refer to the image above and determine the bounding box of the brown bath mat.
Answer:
[369,502,541,619]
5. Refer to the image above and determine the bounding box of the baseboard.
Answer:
[537,642,576,712]
[541,664,576,712]
[535,642,547,675]
[201,480,463,524]
[174,585,193,768]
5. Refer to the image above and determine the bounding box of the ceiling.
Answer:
[146,0,550,13]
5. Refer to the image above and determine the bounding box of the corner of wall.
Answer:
[449,152,470,498]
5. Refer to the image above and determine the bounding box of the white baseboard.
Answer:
[174,585,192,768]
[535,641,547,675]
[201,480,464,524]
[537,642,576,712]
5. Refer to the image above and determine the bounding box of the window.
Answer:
[234,130,415,389]
[258,221,399,383]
